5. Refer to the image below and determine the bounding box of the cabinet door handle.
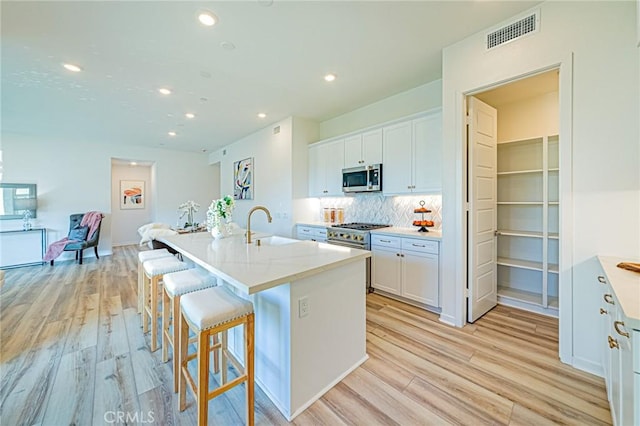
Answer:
[400,254,405,257]
[603,294,615,305]
[396,253,400,257]
[599,308,608,315]
[608,335,619,349]
[407,185,412,189]
[597,275,606,284]
[614,321,630,338]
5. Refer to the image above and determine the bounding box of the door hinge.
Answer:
[465,114,470,126]
[464,202,470,212]
[464,288,469,298]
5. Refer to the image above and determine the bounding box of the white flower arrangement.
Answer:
[178,200,200,228]
[206,195,235,231]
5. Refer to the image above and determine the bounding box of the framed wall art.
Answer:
[120,180,145,209]
[233,157,253,200]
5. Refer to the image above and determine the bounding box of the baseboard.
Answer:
[571,356,603,378]
[438,314,457,327]
[286,354,369,421]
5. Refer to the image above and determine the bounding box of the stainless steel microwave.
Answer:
[342,164,382,193]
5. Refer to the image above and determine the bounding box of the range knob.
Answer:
[357,235,364,241]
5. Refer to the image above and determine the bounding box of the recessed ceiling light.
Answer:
[324,73,337,82]
[63,63,83,72]
[130,162,137,166]
[185,113,195,119]
[257,113,267,118]
[158,88,171,95]
[198,11,217,26]
[168,131,177,136]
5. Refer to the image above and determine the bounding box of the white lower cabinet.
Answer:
[371,234,439,308]
[295,225,327,242]
[597,264,638,426]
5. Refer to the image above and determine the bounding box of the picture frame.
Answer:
[233,157,253,200]
[120,180,145,209]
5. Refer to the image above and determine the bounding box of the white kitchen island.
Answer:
[158,232,370,421]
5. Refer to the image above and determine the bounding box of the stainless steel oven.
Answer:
[326,223,390,292]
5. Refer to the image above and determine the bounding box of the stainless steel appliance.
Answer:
[342,164,382,193]
[327,222,390,292]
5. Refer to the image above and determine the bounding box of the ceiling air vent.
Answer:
[486,10,539,50]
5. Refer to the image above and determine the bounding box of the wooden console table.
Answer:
[0,228,47,269]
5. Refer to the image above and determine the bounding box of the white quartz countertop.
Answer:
[158,232,370,295]
[370,227,442,241]
[598,256,640,330]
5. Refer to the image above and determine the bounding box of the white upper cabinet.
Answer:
[308,139,344,197]
[383,109,442,195]
[382,121,413,194]
[412,113,442,193]
[308,109,441,197]
[344,128,383,168]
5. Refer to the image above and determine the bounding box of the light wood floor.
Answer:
[1,246,610,425]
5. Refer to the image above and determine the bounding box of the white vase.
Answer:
[211,218,233,239]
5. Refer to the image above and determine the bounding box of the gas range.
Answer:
[327,223,390,250]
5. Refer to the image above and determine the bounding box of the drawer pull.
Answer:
[608,335,619,349]
[380,239,391,243]
[614,321,630,338]
[603,294,615,305]
[597,275,606,284]
[599,308,608,315]
[412,244,426,248]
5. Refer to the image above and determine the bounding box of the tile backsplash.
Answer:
[317,194,442,229]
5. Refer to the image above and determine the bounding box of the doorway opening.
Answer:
[466,69,560,323]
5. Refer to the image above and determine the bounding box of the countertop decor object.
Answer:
[177,200,200,229]
[206,195,235,238]
[412,200,434,232]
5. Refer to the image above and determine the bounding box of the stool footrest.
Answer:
[209,374,247,400]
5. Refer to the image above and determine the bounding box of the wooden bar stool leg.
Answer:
[162,288,170,362]
[142,274,150,332]
[246,313,255,426]
[197,331,211,426]
[172,295,181,393]
[137,262,144,314]
[221,330,228,385]
[179,315,189,412]
[150,276,160,351]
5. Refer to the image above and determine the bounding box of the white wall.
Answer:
[111,163,152,246]
[441,1,639,374]
[319,80,442,140]
[2,133,218,260]
[210,116,319,237]
[496,91,559,142]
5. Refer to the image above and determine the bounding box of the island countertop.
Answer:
[158,232,371,295]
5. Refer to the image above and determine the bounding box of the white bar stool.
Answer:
[179,286,255,426]
[137,249,174,314]
[162,268,218,393]
[142,256,189,351]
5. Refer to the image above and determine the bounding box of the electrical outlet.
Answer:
[298,296,310,318]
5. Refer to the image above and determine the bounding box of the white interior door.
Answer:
[467,96,498,323]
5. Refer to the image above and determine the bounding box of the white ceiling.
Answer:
[2,1,541,154]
